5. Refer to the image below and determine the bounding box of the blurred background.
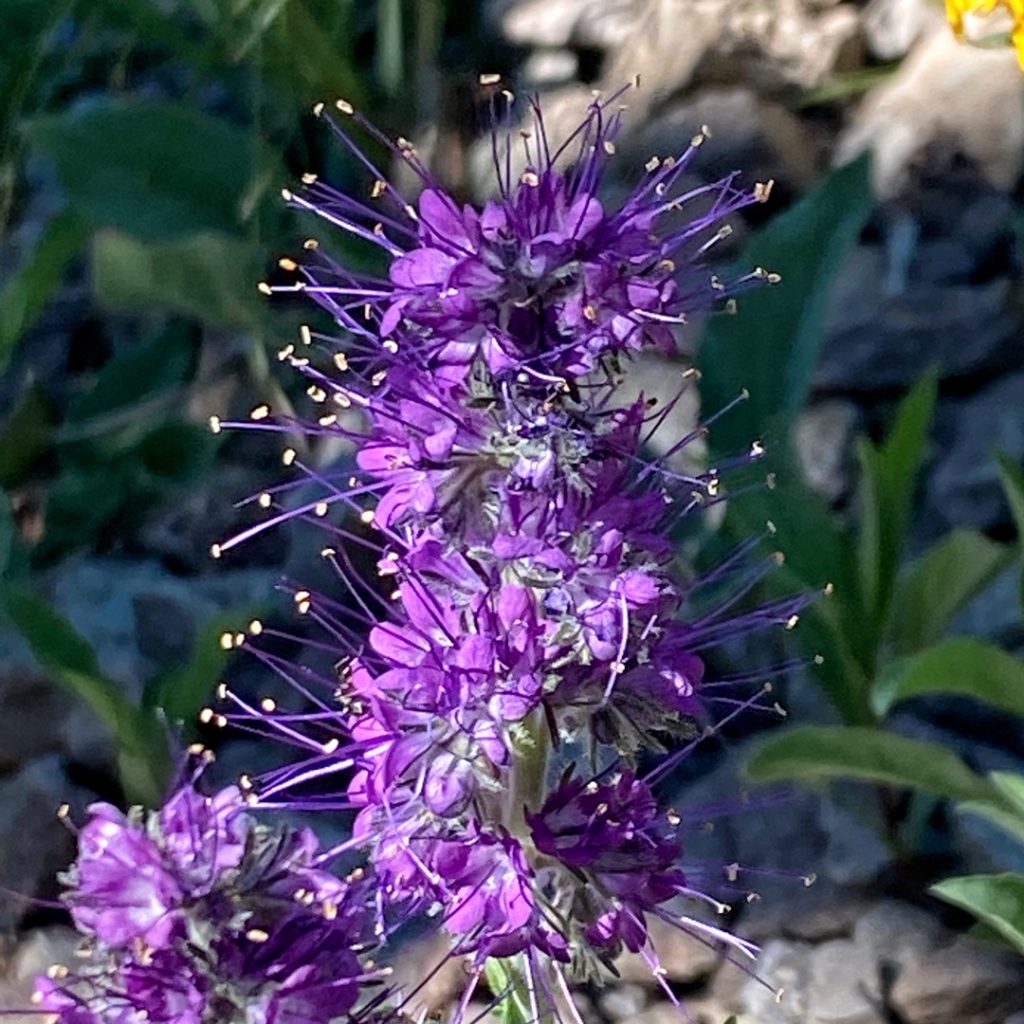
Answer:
[1,0,1023,1021]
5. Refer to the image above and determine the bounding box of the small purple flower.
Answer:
[66,802,184,950]
[38,781,399,1024]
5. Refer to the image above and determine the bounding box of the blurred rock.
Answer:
[793,401,859,502]
[630,86,819,193]
[807,939,886,1024]
[889,938,1024,1024]
[741,939,812,1023]
[0,926,79,1023]
[862,0,937,60]
[819,262,1019,394]
[836,27,1024,198]
[50,556,274,686]
[0,667,68,770]
[851,901,948,967]
[926,372,1024,535]
[521,49,579,87]
[0,757,89,932]
[598,982,649,1018]
[501,0,635,49]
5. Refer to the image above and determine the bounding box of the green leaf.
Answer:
[958,801,1024,848]
[25,99,279,240]
[857,369,939,633]
[93,230,262,328]
[0,210,87,373]
[996,451,1024,540]
[148,604,264,722]
[931,873,1024,956]
[886,530,1011,656]
[872,638,1024,719]
[484,958,532,1024]
[724,472,875,724]
[746,725,994,804]
[0,584,169,805]
[698,154,873,459]
[0,386,51,489]
[63,327,196,428]
[992,772,1024,817]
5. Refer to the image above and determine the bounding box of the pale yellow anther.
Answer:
[209,415,222,434]
[278,257,298,272]
[210,543,223,559]
[246,929,270,943]
[260,698,276,713]
[257,282,273,296]
[282,448,297,466]
[335,99,354,115]
[479,73,501,85]
[301,172,318,185]
[314,501,329,517]
[249,619,263,636]
[219,632,234,651]
[333,352,349,371]
[250,405,270,421]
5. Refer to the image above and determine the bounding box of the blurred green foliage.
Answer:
[695,153,1024,884]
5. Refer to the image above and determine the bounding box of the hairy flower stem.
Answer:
[484,957,544,1024]
[506,708,550,842]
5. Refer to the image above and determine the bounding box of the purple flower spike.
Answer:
[204,79,810,1021]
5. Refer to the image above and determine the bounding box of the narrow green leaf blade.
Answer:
[931,873,1024,956]
[873,638,1024,719]
[857,369,939,632]
[698,155,873,458]
[0,210,87,373]
[746,725,994,804]
[992,772,1024,818]
[887,530,1011,656]
[996,452,1024,540]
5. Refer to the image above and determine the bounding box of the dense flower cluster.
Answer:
[35,781,396,1024]
[210,83,802,1018]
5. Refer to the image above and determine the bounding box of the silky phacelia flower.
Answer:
[35,779,398,1024]
[208,79,808,1020]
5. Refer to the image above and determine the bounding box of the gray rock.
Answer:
[889,938,1024,1024]
[852,901,948,968]
[0,757,90,931]
[819,265,1019,394]
[926,373,1024,536]
[630,87,819,194]
[818,799,890,888]
[741,939,812,1024]
[598,982,649,1019]
[862,0,937,60]
[0,666,68,769]
[0,926,80,1022]
[835,26,1024,197]
[501,0,635,49]
[807,939,887,1024]
[521,49,579,87]
[793,401,859,503]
